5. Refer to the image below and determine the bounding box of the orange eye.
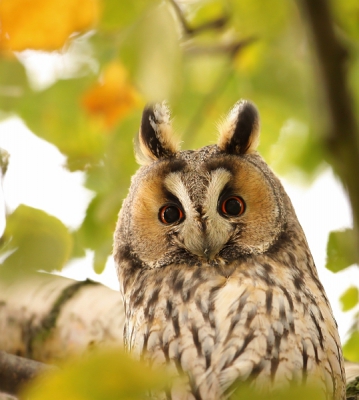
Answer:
[220,196,245,217]
[159,204,184,224]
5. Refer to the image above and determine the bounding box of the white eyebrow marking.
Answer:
[164,172,193,212]
[205,168,232,219]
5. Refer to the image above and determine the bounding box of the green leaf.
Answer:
[326,228,357,273]
[23,348,167,400]
[231,0,291,40]
[69,230,87,259]
[76,192,118,273]
[0,56,30,116]
[100,0,151,31]
[269,119,325,181]
[229,382,326,400]
[76,114,138,272]
[183,0,229,30]
[0,205,73,276]
[340,286,359,311]
[17,76,107,171]
[93,245,110,274]
[343,330,359,363]
[118,2,181,101]
[332,0,359,40]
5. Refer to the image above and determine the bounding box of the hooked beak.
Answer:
[186,218,222,260]
[202,245,217,261]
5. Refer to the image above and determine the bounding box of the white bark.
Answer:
[0,273,124,363]
[1,272,359,399]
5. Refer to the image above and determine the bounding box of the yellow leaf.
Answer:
[234,41,264,74]
[23,348,168,400]
[81,62,143,128]
[0,0,99,51]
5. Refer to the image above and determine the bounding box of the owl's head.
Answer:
[114,101,293,269]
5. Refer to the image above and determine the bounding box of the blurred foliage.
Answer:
[340,286,359,312]
[0,0,99,51]
[22,348,168,400]
[229,383,326,400]
[344,331,359,363]
[0,205,72,277]
[22,346,327,400]
[1,0,359,396]
[326,228,357,273]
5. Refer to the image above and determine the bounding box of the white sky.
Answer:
[0,116,358,344]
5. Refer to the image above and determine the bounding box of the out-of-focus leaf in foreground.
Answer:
[229,382,325,400]
[23,348,167,400]
[340,286,359,312]
[326,228,357,273]
[332,0,359,41]
[0,0,99,51]
[0,205,73,276]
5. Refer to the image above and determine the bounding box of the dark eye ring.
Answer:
[220,196,245,217]
[159,204,184,225]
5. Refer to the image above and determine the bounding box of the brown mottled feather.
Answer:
[113,102,345,399]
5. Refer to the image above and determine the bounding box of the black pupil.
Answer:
[163,206,180,223]
[225,198,242,215]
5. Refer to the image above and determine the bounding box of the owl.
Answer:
[113,101,345,399]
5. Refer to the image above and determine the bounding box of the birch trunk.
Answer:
[0,273,124,364]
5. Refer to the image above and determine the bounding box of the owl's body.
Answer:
[113,102,345,399]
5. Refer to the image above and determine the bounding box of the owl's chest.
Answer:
[121,267,345,399]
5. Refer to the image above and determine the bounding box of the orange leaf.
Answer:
[81,62,143,128]
[0,0,99,51]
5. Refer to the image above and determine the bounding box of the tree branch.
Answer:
[182,37,257,57]
[0,273,124,363]
[169,0,228,36]
[0,351,55,395]
[297,0,359,251]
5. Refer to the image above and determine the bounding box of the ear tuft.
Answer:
[218,100,260,155]
[135,102,180,165]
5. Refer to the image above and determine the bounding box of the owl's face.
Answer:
[116,101,288,269]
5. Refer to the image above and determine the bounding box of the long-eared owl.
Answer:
[113,101,345,399]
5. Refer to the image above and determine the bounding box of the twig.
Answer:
[183,37,257,57]
[0,351,56,395]
[169,0,228,36]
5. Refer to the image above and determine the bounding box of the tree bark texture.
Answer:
[0,351,55,395]
[297,0,359,253]
[0,274,124,364]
